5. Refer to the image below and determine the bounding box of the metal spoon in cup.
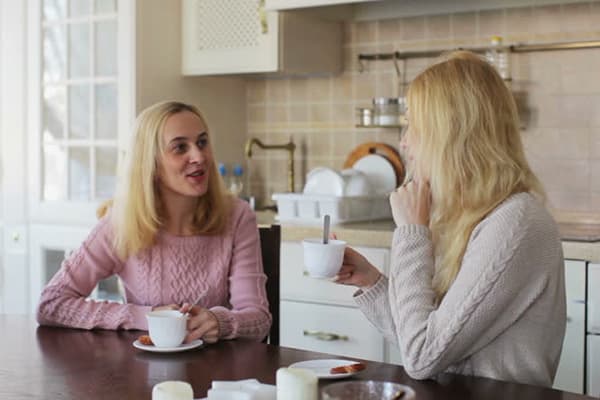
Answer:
[323,214,330,244]
[181,292,206,316]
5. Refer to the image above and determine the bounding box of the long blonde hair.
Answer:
[106,101,232,260]
[406,51,544,301]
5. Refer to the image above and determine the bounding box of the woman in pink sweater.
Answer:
[37,101,272,343]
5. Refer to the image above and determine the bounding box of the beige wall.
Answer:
[245,2,600,216]
[136,0,247,165]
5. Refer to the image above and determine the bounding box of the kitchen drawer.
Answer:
[280,242,389,306]
[280,300,384,362]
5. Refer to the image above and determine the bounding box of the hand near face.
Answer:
[180,303,219,344]
[389,179,431,227]
[334,246,381,289]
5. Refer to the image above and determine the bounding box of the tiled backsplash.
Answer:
[245,2,600,216]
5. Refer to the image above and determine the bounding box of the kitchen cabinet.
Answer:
[182,0,342,75]
[587,263,600,396]
[553,259,586,394]
[280,241,395,362]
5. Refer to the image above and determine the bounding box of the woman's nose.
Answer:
[188,146,205,164]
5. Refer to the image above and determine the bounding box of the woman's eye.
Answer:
[197,138,209,149]
[173,143,187,153]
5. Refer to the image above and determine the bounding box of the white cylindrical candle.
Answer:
[152,381,193,400]
[276,367,318,400]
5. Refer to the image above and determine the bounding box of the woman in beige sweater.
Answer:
[335,51,565,387]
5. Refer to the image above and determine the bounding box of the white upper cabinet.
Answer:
[266,0,380,10]
[182,0,341,76]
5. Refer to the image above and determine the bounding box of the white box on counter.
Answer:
[271,193,391,225]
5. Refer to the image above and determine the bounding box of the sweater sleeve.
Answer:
[386,204,552,380]
[209,202,272,341]
[36,216,151,330]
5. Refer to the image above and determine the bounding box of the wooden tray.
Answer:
[343,142,405,186]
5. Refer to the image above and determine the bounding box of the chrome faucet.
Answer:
[245,137,296,192]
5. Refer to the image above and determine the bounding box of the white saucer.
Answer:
[133,339,203,353]
[289,359,365,380]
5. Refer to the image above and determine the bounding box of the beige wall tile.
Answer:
[309,104,332,124]
[478,9,505,39]
[355,20,377,44]
[343,21,354,45]
[266,79,288,103]
[505,7,532,36]
[354,73,377,102]
[452,12,477,38]
[590,160,600,192]
[556,95,596,129]
[289,78,308,103]
[289,104,309,123]
[378,18,400,43]
[376,72,398,98]
[308,78,332,102]
[332,75,353,100]
[425,14,450,40]
[247,104,266,124]
[523,127,590,159]
[532,5,562,34]
[266,105,289,124]
[399,16,426,41]
[589,192,600,213]
[246,79,266,103]
[531,158,589,192]
[561,3,592,33]
[589,126,600,159]
[309,132,332,158]
[332,103,354,124]
[559,50,600,94]
[546,190,590,211]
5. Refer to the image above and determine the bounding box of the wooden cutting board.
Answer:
[343,142,405,186]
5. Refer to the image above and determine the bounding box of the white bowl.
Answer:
[303,167,344,196]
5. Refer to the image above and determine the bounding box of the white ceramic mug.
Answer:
[146,310,187,348]
[302,238,346,278]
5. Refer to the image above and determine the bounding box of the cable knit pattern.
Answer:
[355,193,566,387]
[36,198,272,341]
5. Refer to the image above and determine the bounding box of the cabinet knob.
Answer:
[303,330,349,341]
[12,232,20,242]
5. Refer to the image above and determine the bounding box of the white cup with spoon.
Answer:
[302,215,346,279]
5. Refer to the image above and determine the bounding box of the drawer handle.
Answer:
[303,330,349,341]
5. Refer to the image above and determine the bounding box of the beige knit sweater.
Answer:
[355,192,566,387]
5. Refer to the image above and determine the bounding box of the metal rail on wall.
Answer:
[357,39,600,73]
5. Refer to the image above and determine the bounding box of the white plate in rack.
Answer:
[352,154,397,195]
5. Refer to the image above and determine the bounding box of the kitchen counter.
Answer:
[257,211,600,263]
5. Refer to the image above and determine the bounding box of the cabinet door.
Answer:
[588,263,600,333]
[280,242,388,306]
[182,0,278,75]
[280,300,384,361]
[588,334,600,396]
[553,259,586,394]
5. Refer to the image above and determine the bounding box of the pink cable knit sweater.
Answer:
[36,198,272,341]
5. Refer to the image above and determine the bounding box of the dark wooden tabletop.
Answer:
[0,315,593,399]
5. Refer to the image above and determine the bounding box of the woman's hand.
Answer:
[334,246,381,289]
[389,179,431,227]
[180,304,219,344]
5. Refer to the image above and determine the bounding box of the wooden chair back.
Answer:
[259,224,280,346]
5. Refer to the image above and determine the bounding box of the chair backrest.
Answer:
[259,224,280,346]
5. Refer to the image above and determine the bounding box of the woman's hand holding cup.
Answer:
[334,247,381,289]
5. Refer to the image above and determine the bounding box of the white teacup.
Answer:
[302,238,346,278]
[146,310,187,348]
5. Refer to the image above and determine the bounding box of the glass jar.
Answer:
[356,107,373,126]
[372,97,404,126]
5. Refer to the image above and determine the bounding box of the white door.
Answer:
[553,259,586,394]
[0,0,134,312]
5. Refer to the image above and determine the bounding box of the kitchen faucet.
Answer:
[245,137,296,192]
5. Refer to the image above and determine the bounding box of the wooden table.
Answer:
[0,315,593,399]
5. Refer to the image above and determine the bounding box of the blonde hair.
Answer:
[406,51,544,301]
[104,101,232,260]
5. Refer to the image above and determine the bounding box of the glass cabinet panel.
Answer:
[41,0,120,204]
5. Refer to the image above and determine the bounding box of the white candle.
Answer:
[276,367,318,400]
[152,381,193,400]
